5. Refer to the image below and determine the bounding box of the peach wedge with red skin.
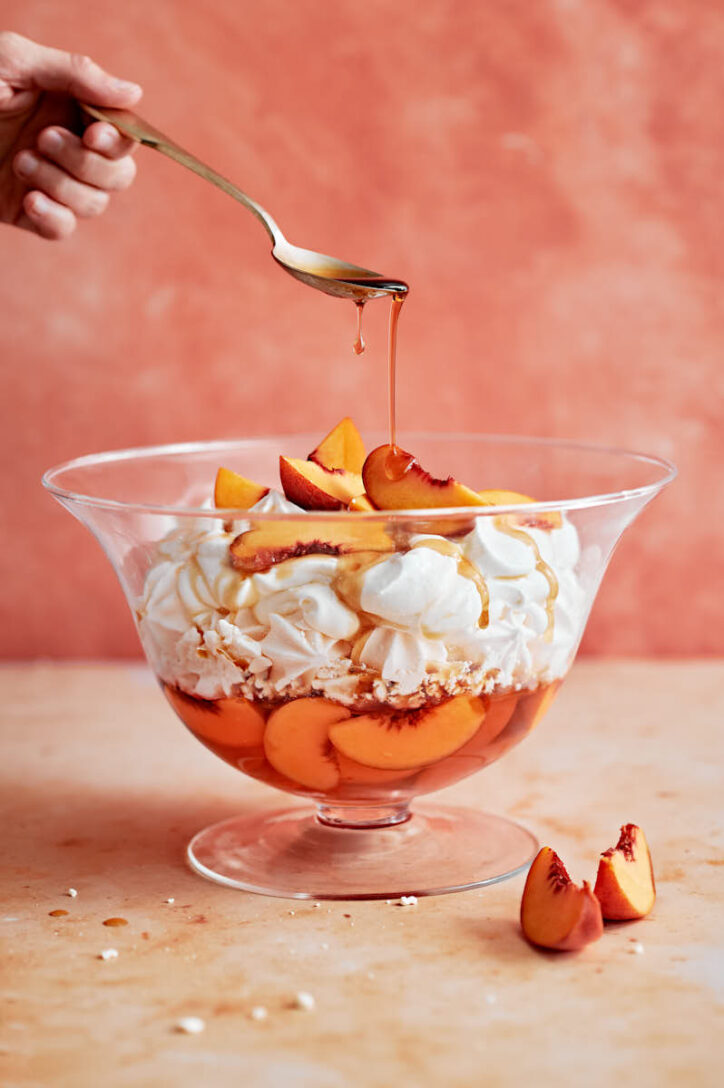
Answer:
[521,847,604,952]
[362,444,486,510]
[280,455,365,511]
[214,466,269,509]
[329,695,486,771]
[309,417,366,475]
[594,824,656,921]
[230,520,393,573]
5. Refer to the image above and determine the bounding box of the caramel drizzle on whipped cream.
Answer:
[494,517,559,641]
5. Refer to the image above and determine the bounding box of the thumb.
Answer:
[15,35,142,106]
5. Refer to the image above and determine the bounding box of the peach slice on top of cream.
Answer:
[362,444,486,510]
[214,466,269,508]
[279,456,365,511]
[309,417,366,475]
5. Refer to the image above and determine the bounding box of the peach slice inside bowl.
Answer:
[42,433,675,900]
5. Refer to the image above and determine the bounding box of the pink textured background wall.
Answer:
[2,0,722,659]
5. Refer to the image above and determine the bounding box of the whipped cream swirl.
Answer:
[137,492,587,705]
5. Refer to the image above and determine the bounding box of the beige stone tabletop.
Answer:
[1,660,722,1088]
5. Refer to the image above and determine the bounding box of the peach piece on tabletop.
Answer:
[214,466,269,509]
[164,687,266,747]
[263,698,351,791]
[280,455,365,511]
[363,445,486,510]
[520,847,604,952]
[594,824,656,921]
[329,695,485,771]
[309,417,366,474]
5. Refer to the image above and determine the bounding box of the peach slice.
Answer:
[478,489,562,530]
[594,824,656,921]
[214,466,269,509]
[263,698,350,790]
[328,695,485,771]
[335,751,412,786]
[164,686,266,748]
[279,455,365,511]
[230,520,393,573]
[521,847,604,952]
[309,417,366,474]
[362,444,487,510]
[348,493,376,512]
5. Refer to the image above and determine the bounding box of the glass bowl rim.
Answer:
[42,431,677,519]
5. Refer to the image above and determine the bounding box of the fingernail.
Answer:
[30,193,50,214]
[112,78,142,95]
[94,129,114,151]
[42,130,63,153]
[15,150,38,177]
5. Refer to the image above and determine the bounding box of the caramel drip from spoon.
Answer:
[388,295,405,448]
[352,301,366,355]
[494,518,559,640]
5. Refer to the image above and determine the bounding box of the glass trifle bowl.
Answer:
[43,433,675,899]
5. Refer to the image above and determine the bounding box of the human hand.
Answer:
[0,31,142,239]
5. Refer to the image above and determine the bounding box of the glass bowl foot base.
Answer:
[186,804,538,900]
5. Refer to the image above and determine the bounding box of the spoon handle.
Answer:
[81,104,280,244]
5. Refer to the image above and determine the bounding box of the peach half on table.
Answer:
[520,847,604,952]
[594,824,656,920]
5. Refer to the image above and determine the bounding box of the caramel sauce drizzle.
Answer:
[353,301,366,356]
[494,517,558,640]
[387,295,405,448]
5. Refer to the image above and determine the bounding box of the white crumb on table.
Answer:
[293,991,316,1012]
[398,895,418,907]
[98,948,118,961]
[175,1016,205,1034]
[250,1006,268,1022]
[66,888,78,898]
[629,941,645,955]
[164,898,175,904]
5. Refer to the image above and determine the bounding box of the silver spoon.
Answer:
[82,105,408,302]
